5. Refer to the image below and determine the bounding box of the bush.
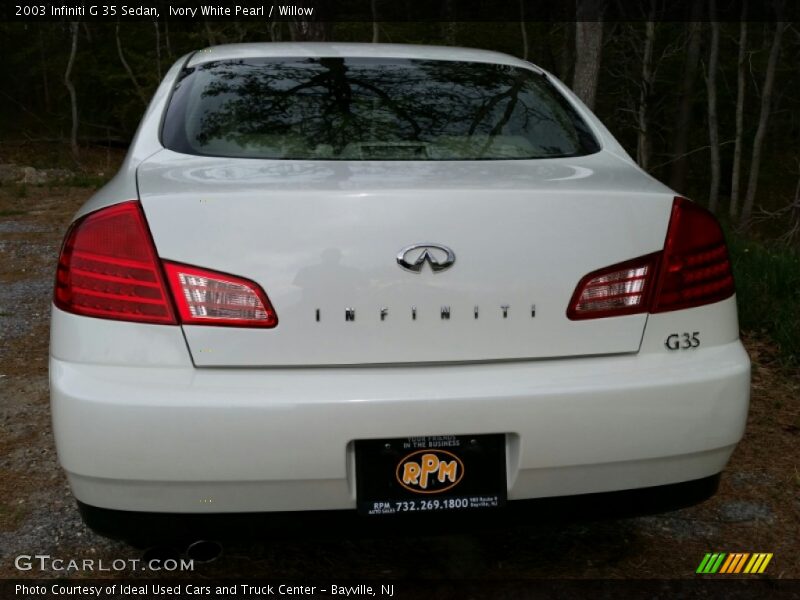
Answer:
[727,233,800,365]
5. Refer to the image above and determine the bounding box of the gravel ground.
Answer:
[0,177,798,582]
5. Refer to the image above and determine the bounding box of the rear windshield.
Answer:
[162,57,600,160]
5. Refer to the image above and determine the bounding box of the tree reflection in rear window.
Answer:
[162,57,601,161]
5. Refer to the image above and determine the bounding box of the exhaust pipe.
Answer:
[185,540,223,564]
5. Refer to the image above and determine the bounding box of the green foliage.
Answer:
[62,173,110,188]
[728,233,800,365]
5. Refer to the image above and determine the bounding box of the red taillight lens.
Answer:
[55,201,279,328]
[651,197,735,313]
[567,254,658,320]
[568,197,734,320]
[55,201,177,324]
[163,262,278,328]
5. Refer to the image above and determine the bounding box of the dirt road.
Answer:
[1,178,797,581]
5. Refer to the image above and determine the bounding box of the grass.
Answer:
[62,173,110,188]
[727,232,800,366]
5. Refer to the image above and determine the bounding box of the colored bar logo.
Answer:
[696,553,773,574]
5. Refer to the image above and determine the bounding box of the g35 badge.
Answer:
[665,332,700,351]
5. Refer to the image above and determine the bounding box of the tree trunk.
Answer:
[153,19,162,80]
[668,6,703,192]
[706,10,721,213]
[371,0,380,43]
[786,168,800,246]
[288,20,330,41]
[557,23,572,82]
[791,169,800,246]
[442,0,457,46]
[203,20,217,46]
[636,10,656,171]
[164,21,173,59]
[39,28,50,112]
[234,22,246,43]
[64,22,80,161]
[519,0,529,60]
[729,4,748,219]
[116,23,148,107]
[572,0,605,110]
[740,20,786,227]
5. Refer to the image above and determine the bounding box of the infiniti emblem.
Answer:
[396,243,456,273]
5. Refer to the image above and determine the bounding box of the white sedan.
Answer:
[50,43,750,538]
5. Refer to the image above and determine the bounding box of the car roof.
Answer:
[186,42,542,72]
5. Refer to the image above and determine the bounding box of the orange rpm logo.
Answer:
[396,449,464,494]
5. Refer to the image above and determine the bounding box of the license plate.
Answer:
[355,434,506,516]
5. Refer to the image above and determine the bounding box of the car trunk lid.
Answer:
[137,149,674,366]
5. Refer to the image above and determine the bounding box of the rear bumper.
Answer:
[77,475,721,543]
[50,340,750,513]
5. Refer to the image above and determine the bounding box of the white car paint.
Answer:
[137,150,671,366]
[50,43,750,517]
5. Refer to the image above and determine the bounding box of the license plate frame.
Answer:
[355,434,507,516]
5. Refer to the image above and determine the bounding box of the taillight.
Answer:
[650,197,735,313]
[567,254,658,320]
[55,201,278,328]
[55,201,177,324]
[163,262,277,328]
[567,197,734,320]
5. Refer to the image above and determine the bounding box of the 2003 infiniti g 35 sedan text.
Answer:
[49,43,750,537]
